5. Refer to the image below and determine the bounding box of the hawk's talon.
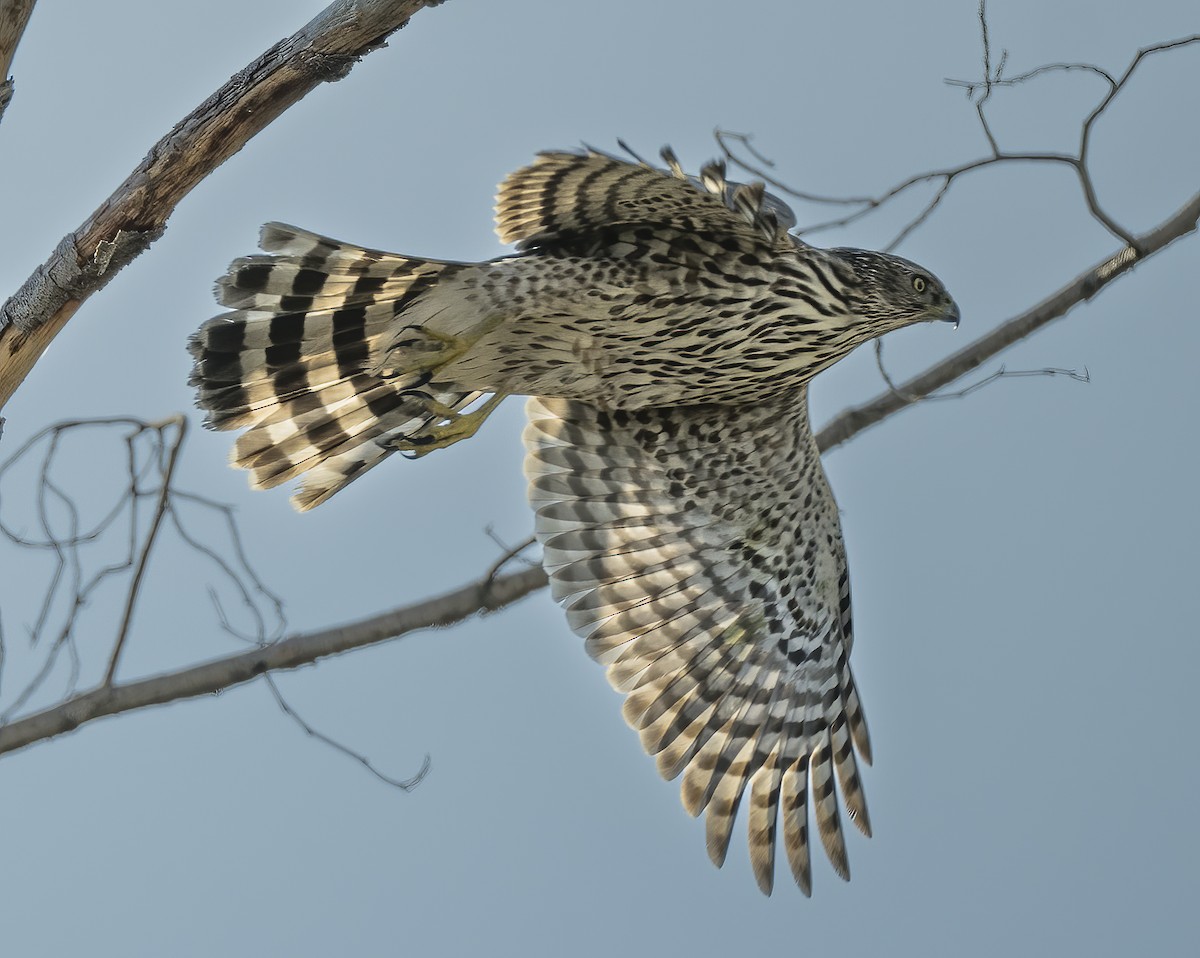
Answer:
[386,393,507,458]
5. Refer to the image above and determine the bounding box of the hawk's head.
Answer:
[827,248,960,336]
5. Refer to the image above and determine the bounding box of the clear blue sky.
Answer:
[1,1,1197,954]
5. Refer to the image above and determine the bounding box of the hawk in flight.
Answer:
[189,147,959,895]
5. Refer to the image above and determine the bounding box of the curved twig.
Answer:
[264,673,432,791]
[0,417,286,720]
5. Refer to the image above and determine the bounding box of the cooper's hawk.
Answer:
[189,147,959,895]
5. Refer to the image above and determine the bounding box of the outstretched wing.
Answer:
[522,394,872,895]
[495,147,797,250]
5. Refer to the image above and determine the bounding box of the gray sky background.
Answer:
[1,1,1197,955]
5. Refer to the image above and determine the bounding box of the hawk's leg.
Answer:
[387,326,475,376]
[376,317,506,382]
[373,320,509,457]
[386,392,507,459]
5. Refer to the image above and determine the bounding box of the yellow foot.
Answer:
[376,317,504,382]
[388,393,507,458]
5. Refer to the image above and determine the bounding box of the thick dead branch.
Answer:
[0,563,547,756]
[0,0,442,412]
[0,0,36,124]
[815,190,1200,451]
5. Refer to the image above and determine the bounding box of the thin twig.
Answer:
[0,418,153,719]
[801,153,1077,239]
[483,528,539,581]
[947,61,1117,91]
[873,335,1090,404]
[1077,34,1200,248]
[925,364,1090,401]
[169,492,286,645]
[715,130,876,207]
[0,415,286,716]
[872,341,918,403]
[264,673,431,790]
[104,417,186,684]
[972,0,1003,155]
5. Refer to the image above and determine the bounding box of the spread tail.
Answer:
[189,223,500,510]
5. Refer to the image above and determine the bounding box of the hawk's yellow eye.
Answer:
[912,276,927,293]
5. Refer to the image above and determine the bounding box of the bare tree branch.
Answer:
[814,190,1200,451]
[719,8,1200,449]
[719,20,1200,251]
[1,8,1196,765]
[0,417,285,719]
[0,0,443,413]
[0,563,548,757]
[104,417,187,685]
[0,0,36,125]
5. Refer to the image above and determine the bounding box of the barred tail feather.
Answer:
[189,224,484,509]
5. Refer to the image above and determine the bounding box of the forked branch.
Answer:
[719,4,1199,251]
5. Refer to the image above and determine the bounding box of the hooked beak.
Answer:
[939,299,961,330]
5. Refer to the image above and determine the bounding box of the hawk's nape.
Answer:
[188,145,958,893]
